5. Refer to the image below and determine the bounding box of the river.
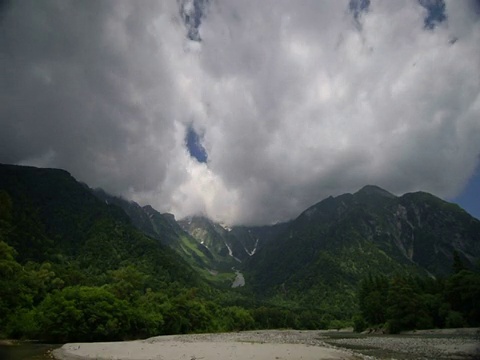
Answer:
[0,343,58,360]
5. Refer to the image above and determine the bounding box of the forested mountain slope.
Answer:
[0,164,198,283]
[0,164,253,341]
[179,216,290,264]
[92,189,220,270]
[1,164,478,340]
[246,185,480,318]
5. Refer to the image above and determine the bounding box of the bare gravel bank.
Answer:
[321,328,480,360]
[52,329,480,360]
[53,330,362,360]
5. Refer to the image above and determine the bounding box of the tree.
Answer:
[386,277,432,333]
[0,240,36,335]
[132,289,166,337]
[452,250,466,274]
[358,275,389,326]
[35,286,133,342]
[107,265,148,301]
[445,270,480,326]
[220,306,255,331]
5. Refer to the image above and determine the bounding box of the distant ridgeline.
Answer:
[0,164,479,341]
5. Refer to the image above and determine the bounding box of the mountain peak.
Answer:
[355,185,396,199]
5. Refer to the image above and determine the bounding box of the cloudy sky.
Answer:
[1,0,479,225]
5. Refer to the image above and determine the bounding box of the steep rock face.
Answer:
[179,216,238,264]
[93,189,160,241]
[178,216,290,264]
[246,185,480,314]
[2,163,479,319]
[0,163,200,286]
[395,192,480,274]
[288,186,480,275]
[92,190,216,269]
[227,225,286,258]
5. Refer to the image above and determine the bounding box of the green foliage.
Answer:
[2,164,479,341]
[358,275,389,325]
[445,311,465,328]
[131,290,165,337]
[352,314,367,332]
[35,286,133,342]
[1,164,338,341]
[356,270,480,333]
[452,250,466,274]
[4,309,40,339]
[107,265,148,301]
[386,277,432,333]
[219,306,255,331]
[0,240,35,330]
[0,165,203,340]
[248,183,480,329]
[445,270,480,326]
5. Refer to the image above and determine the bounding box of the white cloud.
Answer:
[1,0,479,225]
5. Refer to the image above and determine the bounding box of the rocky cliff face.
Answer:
[245,185,480,314]
[92,189,218,269]
[289,185,480,275]
[178,216,290,264]
[93,182,479,311]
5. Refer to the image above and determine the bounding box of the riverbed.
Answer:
[0,342,57,360]
[52,329,480,360]
[321,328,480,359]
[7,328,479,360]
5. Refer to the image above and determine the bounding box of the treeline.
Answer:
[5,164,478,342]
[0,239,253,342]
[0,258,254,343]
[355,259,480,333]
[0,167,349,343]
[1,238,342,343]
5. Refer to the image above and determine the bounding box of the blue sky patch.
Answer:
[453,163,480,220]
[349,0,370,20]
[418,0,446,29]
[186,126,208,163]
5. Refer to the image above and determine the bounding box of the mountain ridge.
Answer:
[1,163,479,335]
[3,163,478,273]
[242,184,479,318]
[3,163,478,275]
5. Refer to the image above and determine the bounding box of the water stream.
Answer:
[0,343,58,360]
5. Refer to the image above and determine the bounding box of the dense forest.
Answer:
[355,254,480,333]
[0,165,341,342]
[1,164,479,342]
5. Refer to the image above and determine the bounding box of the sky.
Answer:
[1,0,479,225]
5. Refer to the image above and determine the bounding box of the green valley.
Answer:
[1,164,479,342]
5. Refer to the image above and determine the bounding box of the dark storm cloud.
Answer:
[1,1,179,194]
[1,1,479,225]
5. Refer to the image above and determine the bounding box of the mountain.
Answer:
[1,163,478,338]
[178,216,290,263]
[245,185,480,317]
[0,163,199,285]
[0,163,224,341]
[229,222,291,258]
[178,216,240,265]
[90,192,288,272]
[92,180,479,320]
[92,189,220,270]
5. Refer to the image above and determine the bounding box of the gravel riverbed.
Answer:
[177,329,480,359]
[53,329,480,360]
[320,328,480,360]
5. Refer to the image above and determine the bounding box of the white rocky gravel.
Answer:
[52,329,480,360]
[322,328,480,360]
[53,330,364,360]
